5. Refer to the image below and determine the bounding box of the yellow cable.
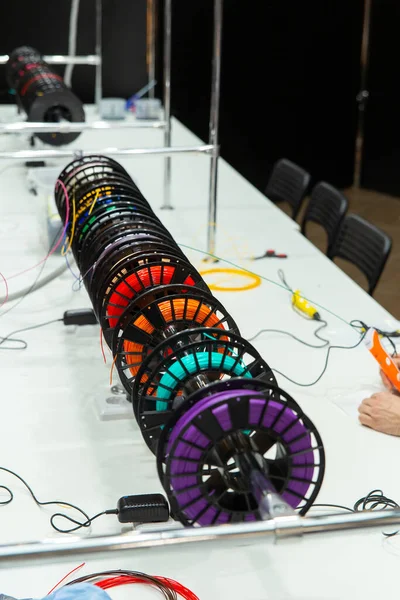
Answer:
[200,268,261,292]
[88,188,101,216]
[61,190,76,256]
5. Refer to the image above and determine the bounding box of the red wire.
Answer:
[47,563,86,595]
[7,179,71,281]
[95,574,199,600]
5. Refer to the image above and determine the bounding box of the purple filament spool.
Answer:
[166,389,316,526]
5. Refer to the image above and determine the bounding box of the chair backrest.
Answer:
[265,158,311,220]
[328,214,392,295]
[301,182,349,254]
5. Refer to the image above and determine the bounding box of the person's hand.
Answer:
[380,356,400,393]
[358,392,400,436]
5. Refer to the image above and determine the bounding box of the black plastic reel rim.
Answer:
[74,188,153,224]
[90,246,192,313]
[72,203,153,252]
[83,236,187,310]
[156,378,295,485]
[56,163,134,214]
[72,200,157,251]
[99,257,210,345]
[75,209,169,262]
[57,155,128,185]
[56,155,130,194]
[134,328,276,454]
[80,230,181,289]
[113,286,228,393]
[81,239,188,300]
[72,182,150,218]
[75,209,172,263]
[160,383,325,526]
[57,176,148,223]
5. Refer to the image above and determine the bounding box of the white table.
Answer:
[0,106,399,600]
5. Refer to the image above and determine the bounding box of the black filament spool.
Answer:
[6,46,85,146]
[57,176,148,223]
[75,209,168,261]
[72,204,164,258]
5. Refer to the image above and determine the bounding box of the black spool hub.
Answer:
[159,383,325,526]
[133,328,276,454]
[113,287,237,397]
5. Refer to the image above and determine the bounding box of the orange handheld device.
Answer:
[364,328,400,392]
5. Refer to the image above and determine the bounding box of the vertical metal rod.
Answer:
[353,0,372,188]
[95,0,103,113]
[147,0,157,99]
[161,0,173,209]
[206,0,223,255]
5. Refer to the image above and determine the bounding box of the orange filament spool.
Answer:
[123,298,226,378]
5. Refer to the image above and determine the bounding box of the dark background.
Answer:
[0,0,148,102]
[361,0,400,196]
[1,0,399,197]
[160,0,364,192]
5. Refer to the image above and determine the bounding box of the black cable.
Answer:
[248,319,329,349]
[350,319,398,357]
[0,318,62,350]
[312,490,400,537]
[0,466,117,534]
[278,268,293,292]
[270,332,366,387]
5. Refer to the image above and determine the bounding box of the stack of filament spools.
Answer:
[6,46,85,146]
[55,155,325,527]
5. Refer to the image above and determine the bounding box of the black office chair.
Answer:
[301,182,349,255]
[265,158,311,220]
[328,214,392,295]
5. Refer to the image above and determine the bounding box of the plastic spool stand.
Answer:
[95,389,135,421]
[95,395,135,421]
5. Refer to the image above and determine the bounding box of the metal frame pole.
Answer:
[353,0,372,188]
[95,0,103,113]
[0,145,213,161]
[0,509,400,565]
[206,0,223,255]
[147,0,157,98]
[161,0,173,209]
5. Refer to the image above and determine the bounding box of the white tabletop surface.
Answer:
[0,105,399,600]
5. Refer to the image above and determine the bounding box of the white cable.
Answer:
[0,263,69,304]
[64,0,80,87]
